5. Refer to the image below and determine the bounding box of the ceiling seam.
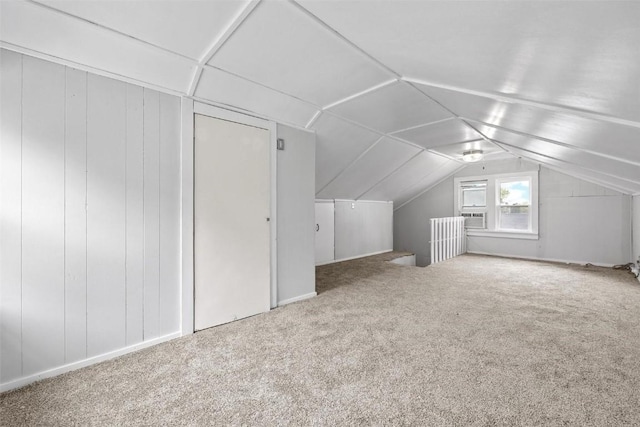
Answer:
[315,137,384,196]
[189,0,262,96]
[393,163,467,211]
[494,143,635,195]
[321,78,398,110]
[494,140,640,188]
[354,150,425,201]
[403,77,640,130]
[388,117,456,135]
[464,118,640,168]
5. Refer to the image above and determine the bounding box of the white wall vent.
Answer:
[461,212,486,229]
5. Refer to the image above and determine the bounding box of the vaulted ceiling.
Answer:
[2,0,639,205]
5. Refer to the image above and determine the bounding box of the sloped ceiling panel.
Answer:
[0,1,195,92]
[393,161,464,208]
[477,126,640,187]
[298,1,640,122]
[209,0,394,107]
[316,137,421,200]
[35,0,247,59]
[360,151,449,202]
[430,139,507,162]
[392,118,482,149]
[418,85,640,165]
[327,81,453,134]
[312,113,381,192]
[196,67,318,128]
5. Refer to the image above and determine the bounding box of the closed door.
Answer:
[315,202,335,264]
[194,114,270,331]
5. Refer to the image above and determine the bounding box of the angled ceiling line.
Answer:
[354,150,425,201]
[321,78,397,111]
[403,77,640,130]
[315,136,385,196]
[393,163,468,211]
[493,139,640,187]
[189,0,262,96]
[391,161,467,207]
[288,0,400,79]
[388,117,455,135]
[0,41,184,97]
[26,0,197,63]
[464,117,640,168]
[305,111,322,129]
[493,142,636,195]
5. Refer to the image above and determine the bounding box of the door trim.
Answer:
[181,101,277,336]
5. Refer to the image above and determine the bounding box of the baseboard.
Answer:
[0,331,181,393]
[278,292,317,306]
[466,251,617,268]
[316,249,393,266]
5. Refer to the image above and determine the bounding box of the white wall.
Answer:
[394,158,633,267]
[633,195,640,264]
[0,50,181,390]
[393,178,455,267]
[334,200,393,261]
[276,125,316,305]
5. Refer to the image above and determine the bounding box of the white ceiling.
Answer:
[1,0,639,203]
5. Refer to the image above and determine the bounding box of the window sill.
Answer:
[466,230,539,240]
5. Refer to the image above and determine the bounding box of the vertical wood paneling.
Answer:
[159,94,181,335]
[143,89,160,340]
[64,67,88,363]
[86,74,126,357]
[0,50,23,382]
[21,56,66,376]
[125,84,144,346]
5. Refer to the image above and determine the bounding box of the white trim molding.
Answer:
[278,292,317,306]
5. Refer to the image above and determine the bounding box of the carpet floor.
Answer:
[2,253,640,426]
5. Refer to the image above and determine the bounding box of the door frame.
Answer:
[180,100,278,336]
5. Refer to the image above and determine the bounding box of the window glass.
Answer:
[461,181,486,207]
[498,180,530,230]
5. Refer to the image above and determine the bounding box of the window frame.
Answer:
[495,176,533,232]
[454,170,539,240]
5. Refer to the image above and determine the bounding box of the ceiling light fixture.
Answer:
[462,149,484,163]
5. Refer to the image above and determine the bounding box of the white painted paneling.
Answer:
[327,82,452,133]
[317,137,420,200]
[430,139,503,161]
[21,56,66,376]
[315,202,335,265]
[159,93,181,335]
[633,196,640,264]
[125,83,144,346]
[361,151,449,202]
[86,73,127,357]
[299,1,640,121]
[196,67,317,128]
[36,0,247,59]
[392,118,480,149]
[420,85,640,166]
[64,67,88,363]
[143,89,161,340]
[393,161,463,208]
[393,177,455,266]
[1,1,195,92]
[334,200,393,261]
[0,49,23,383]
[0,50,182,391]
[277,125,316,303]
[210,0,393,106]
[313,113,380,192]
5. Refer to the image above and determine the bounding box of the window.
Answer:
[460,181,487,208]
[497,178,531,231]
[454,170,538,239]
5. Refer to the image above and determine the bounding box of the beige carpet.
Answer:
[2,253,640,426]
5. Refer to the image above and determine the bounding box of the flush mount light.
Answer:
[462,149,483,163]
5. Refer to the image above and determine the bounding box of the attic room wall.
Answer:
[634,196,640,265]
[0,50,181,390]
[393,178,454,267]
[394,158,632,267]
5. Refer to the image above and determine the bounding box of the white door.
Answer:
[194,114,271,331]
[315,201,335,264]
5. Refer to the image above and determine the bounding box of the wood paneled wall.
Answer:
[0,49,181,385]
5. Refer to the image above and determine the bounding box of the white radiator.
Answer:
[430,217,466,265]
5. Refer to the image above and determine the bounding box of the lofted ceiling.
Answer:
[1,0,639,206]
